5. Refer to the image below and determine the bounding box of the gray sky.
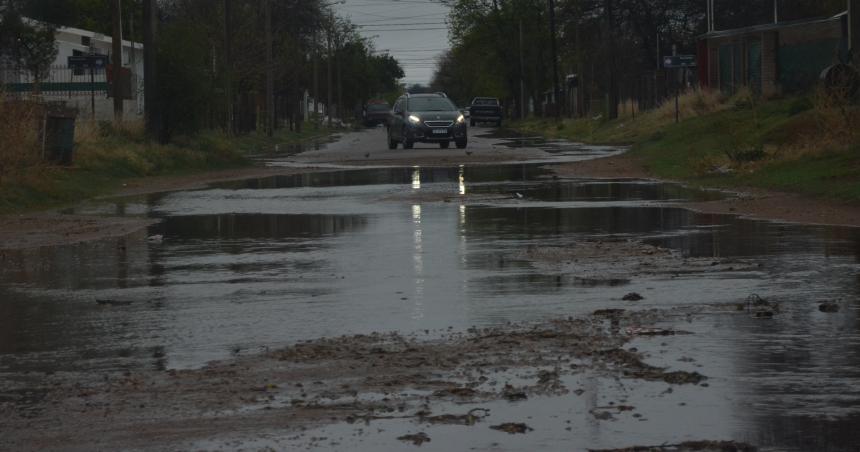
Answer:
[336,0,451,86]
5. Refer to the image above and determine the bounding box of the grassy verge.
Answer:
[0,120,338,214]
[511,89,860,202]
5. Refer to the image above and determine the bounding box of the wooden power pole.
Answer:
[143,0,160,140]
[223,0,234,136]
[326,12,333,128]
[265,0,274,136]
[112,0,123,122]
[548,0,560,120]
[851,0,860,63]
[606,0,619,120]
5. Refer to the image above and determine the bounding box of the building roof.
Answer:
[25,18,143,49]
[701,11,846,39]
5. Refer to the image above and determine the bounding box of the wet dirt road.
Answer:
[1,127,860,451]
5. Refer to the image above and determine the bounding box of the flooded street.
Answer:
[2,128,860,451]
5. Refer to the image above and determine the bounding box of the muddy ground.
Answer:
[1,127,859,451]
[2,128,859,250]
[1,244,747,451]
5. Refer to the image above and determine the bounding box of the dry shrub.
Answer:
[809,84,858,147]
[655,88,726,122]
[772,85,859,160]
[74,119,101,146]
[0,96,43,185]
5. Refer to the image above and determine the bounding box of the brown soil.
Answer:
[0,310,709,450]
[552,154,860,228]
[0,213,158,250]
[0,167,319,250]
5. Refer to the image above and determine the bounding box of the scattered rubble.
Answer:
[489,422,533,434]
[397,432,431,446]
[819,301,840,313]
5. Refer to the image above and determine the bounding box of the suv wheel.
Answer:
[455,139,467,149]
[403,139,414,149]
[439,142,450,149]
[387,131,398,150]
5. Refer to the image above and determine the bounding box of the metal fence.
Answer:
[1,64,108,97]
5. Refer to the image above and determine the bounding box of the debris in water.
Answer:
[397,432,431,446]
[490,422,532,434]
[502,384,528,401]
[96,299,133,306]
[422,408,489,425]
[589,440,758,451]
[819,301,840,313]
[622,292,644,301]
[432,387,477,398]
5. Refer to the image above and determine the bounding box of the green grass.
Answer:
[0,124,340,214]
[511,95,860,202]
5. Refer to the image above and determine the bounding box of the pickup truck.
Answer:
[468,97,503,127]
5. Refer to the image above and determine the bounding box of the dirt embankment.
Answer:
[551,154,860,228]
[0,167,318,250]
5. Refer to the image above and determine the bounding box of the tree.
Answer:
[0,3,57,93]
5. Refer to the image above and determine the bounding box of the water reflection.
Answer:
[2,163,860,451]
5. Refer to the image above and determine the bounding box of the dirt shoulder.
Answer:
[0,166,319,250]
[552,154,860,228]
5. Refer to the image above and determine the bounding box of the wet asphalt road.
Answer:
[2,127,860,451]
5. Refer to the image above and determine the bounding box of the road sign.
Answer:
[68,55,109,70]
[663,55,696,68]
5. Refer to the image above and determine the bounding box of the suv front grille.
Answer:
[424,120,454,127]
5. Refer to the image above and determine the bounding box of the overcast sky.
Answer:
[335,0,451,86]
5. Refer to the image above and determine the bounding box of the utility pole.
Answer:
[548,0,560,120]
[265,0,274,136]
[224,0,234,136]
[606,0,619,120]
[519,19,525,119]
[773,0,778,24]
[112,0,123,122]
[313,32,319,128]
[143,0,160,140]
[851,0,859,63]
[336,43,342,126]
[326,11,333,128]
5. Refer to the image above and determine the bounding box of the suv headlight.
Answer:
[408,115,421,124]
[456,114,465,124]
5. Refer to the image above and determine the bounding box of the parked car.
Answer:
[468,97,503,127]
[387,93,467,149]
[362,101,391,126]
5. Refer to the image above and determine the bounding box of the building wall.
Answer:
[4,23,145,121]
[706,17,843,96]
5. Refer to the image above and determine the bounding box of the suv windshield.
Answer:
[473,98,498,106]
[407,97,456,112]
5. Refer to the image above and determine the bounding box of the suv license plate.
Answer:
[432,129,447,134]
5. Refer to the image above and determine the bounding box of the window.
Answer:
[81,36,91,47]
[407,97,456,111]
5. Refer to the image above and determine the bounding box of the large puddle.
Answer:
[2,158,860,450]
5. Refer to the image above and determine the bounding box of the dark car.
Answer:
[387,93,467,149]
[468,97,503,127]
[363,102,391,126]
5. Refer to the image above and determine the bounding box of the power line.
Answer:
[348,13,447,24]
[358,27,447,31]
[356,22,446,27]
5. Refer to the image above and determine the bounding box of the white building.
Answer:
[3,20,145,120]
